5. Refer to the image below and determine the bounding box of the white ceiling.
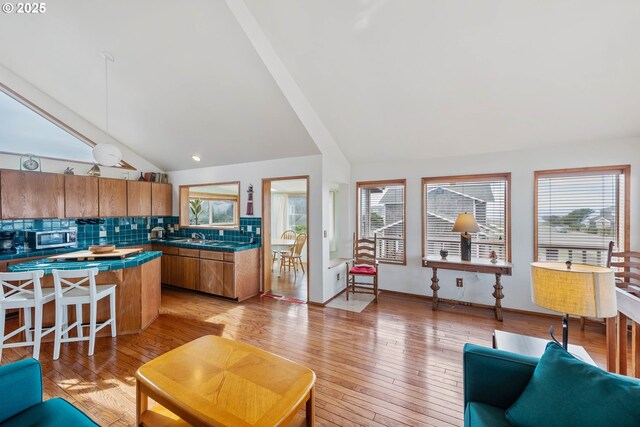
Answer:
[0,0,319,171]
[1,1,639,168]
[245,0,640,162]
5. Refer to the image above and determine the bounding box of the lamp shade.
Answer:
[92,143,122,167]
[451,213,480,233]
[530,262,617,318]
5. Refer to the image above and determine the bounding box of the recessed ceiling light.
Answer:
[192,155,201,162]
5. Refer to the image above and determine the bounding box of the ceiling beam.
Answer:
[224,0,349,170]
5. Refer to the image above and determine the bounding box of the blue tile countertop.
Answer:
[150,239,261,252]
[0,239,151,262]
[7,251,162,275]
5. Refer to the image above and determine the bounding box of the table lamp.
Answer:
[451,213,479,261]
[531,261,617,349]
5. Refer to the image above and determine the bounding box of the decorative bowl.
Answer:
[440,249,449,260]
[89,244,116,254]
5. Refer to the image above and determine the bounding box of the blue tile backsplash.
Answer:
[1,216,261,249]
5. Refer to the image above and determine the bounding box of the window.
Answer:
[0,85,133,168]
[534,166,629,265]
[189,199,237,226]
[423,173,511,261]
[179,182,240,228]
[357,180,406,264]
[288,195,307,234]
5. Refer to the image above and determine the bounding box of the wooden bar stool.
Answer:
[0,270,55,362]
[52,268,117,360]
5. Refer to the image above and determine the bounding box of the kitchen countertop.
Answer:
[0,239,151,262]
[150,239,260,252]
[7,251,162,274]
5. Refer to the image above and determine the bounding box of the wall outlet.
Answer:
[99,230,107,238]
[256,227,261,234]
[114,226,120,233]
[158,218,163,224]
[219,230,224,236]
[324,230,328,238]
[337,273,341,281]
[131,224,137,230]
[456,278,464,287]
[247,225,252,232]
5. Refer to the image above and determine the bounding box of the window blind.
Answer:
[536,168,627,266]
[424,176,509,261]
[358,181,405,264]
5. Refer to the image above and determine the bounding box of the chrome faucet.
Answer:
[192,232,206,240]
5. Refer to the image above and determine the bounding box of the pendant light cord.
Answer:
[102,51,114,134]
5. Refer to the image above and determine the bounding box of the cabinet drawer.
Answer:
[200,250,223,261]
[153,245,179,255]
[179,248,200,258]
[223,252,235,263]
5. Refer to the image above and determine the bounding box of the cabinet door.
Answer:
[98,178,127,217]
[223,262,235,298]
[1,170,64,219]
[127,181,151,216]
[151,183,172,216]
[161,254,178,286]
[199,259,224,295]
[65,175,99,218]
[176,256,200,290]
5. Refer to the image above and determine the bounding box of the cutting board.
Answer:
[49,248,143,261]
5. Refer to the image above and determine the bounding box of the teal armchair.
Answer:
[463,343,538,427]
[0,358,98,426]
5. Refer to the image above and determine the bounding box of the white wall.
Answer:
[322,153,351,301]
[169,154,325,303]
[0,65,161,175]
[351,139,640,313]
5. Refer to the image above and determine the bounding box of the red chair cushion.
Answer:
[349,265,377,276]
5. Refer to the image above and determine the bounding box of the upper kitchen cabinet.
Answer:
[151,182,172,216]
[98,178,127,217]
[1,170,65,219]
[65,175,99,218]
[127,181,152,216]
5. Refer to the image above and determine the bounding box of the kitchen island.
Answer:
[8,250,162,337]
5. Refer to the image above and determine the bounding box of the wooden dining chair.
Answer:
[346,233,379,303]
[280,233,307,277]
[605,241,640,375]
[272,230,297,269]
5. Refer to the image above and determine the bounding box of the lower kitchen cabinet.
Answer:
[199,259,224,295]
[153,245,259,301]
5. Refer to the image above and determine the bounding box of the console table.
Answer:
[423,256,513,321]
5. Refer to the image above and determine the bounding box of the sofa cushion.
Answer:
[1,398,98,427]
[505,341,640,427]
[465,402,512,427]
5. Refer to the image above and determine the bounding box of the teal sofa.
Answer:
[0,358,98,426]
[463,343,540,427]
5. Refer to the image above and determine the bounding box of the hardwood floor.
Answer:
[269,262,308,301]
[2,287,608,426]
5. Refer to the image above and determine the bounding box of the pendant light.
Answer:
[88,51,122,175]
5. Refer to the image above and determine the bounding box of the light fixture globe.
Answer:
[93,143,122,167]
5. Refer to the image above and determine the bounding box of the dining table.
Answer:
[272,238,295,277]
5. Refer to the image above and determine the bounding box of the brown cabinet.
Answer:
[64,175,99,218]
[153,244,258,301]
[98,178,127,217]
[1,170,64,219]
[151,183,172,216]
[200,259,224,295]
[127,181,151,216]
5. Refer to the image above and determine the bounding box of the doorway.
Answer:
[262,176,309,302]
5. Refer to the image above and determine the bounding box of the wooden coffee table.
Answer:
[135,335,316,426]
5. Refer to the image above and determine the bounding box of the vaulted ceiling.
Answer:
[1,1,639,170]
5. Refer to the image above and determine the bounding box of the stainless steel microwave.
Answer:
[25,230,77,250]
